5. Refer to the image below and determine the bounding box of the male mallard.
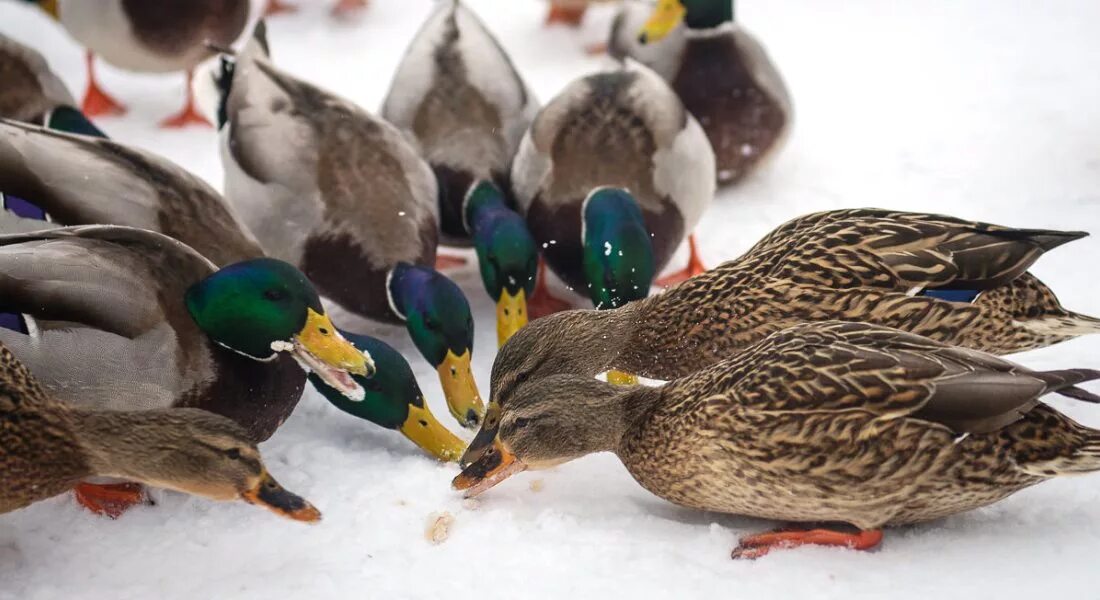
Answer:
[382,0,540,346]
[463,209,1100,464]
[0,225,370,514]
[511,64,715,315]
[610,0,791,185]
[1,340,321,521]
[24,0,249,127]
[202,24,486,429]
[0,32,75,123]
[455,321,1100,558]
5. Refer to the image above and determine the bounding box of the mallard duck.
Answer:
[455,320,1100,558]
[609,0,791,185]
[462,208,1100,464]
[24,0,249,127]
[0,32,76,123]
[511,63,715,317]
[382,0,540,347]
[200,23,486,429]
[1,340,321,521]
[0,225,371,513]
[310,331,466,462]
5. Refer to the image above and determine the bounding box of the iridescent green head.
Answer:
[186,258,372,399]
[581,188,656,310]
[388,263,485,429]
[45,106,106,138]
[638,0,733,45]
[464,180,538,347]
[309,331,465,462]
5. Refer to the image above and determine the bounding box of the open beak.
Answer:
[437,349,485,430]
[638,0,686,44]
[293,309,373,401]
[452,437,526,498]
[399,401,468,462]
[459,401,500,467]
[242,471,322,523]
[496,289,529,348]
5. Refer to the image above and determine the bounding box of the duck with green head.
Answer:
[200,23,486,429]
[382,0,540,346]
[0,225,371,516]
[609,0,792,186]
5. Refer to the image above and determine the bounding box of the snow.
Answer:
[3,0,1100,598]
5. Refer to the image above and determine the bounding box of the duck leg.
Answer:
[73,482,150,519]
[264,0,298,16]
[655,235,706,287]
[527,259,572,319]
[731,527,883,560]
[160,72,212,129]
[545,1,588,26]
[80,51,126,118]
[332,0,368,17]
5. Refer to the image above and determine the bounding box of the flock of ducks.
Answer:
[2,0,1100,561]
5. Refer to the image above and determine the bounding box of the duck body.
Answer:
[0,32,75,123]
[611,0,791,184]
[511,65,714,299]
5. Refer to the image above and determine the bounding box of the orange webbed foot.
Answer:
[332,0,368,18]
[545,2,587,27]
[265,0,298,16]
[656,235,706,288]
[81,52,126,118]
[73,482,151,519]
[732,527,883,560]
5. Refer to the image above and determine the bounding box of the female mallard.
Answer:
[25,0,249,127]
[456,321,1100,558]
[0,225,370,514]
[1,341,321,521]
[463,209,1099,464]
[382,0,540,346]
[610,0,791,185]
[511,64,715,315]
[203,24,486,429]
[0,32,75,124]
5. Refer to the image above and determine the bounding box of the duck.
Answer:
[609,0,792,185]
[23,0,249,127]
[0,225,371,515]
[199,22,486,430]
[462,208,1100,465]
[455,320,1100,558]
[511,63,714,320]
[1,339,321,521]
[381,0,540,347]
[310,331,467,462]
[0,32,77,124]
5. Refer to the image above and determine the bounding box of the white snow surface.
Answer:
[3,1,1100,598]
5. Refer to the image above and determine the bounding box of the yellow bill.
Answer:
[437,349,486,429]
[639,0,686,44]
[293,308,373,401]
[399,402,467,462]
[496,288,529,347]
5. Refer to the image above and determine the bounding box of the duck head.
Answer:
[638,0,734,44]
[388,262,486,429]
[581,187,655,310]
[464,180,538,347]
[186,257,373,401]
[310,331,466,462]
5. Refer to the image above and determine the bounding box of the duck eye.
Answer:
[225,448,242,460]
[513,418,531,430]
[264,289,286,302]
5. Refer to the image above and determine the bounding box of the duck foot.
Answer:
[265,0,298,16]
[528,259,572,319]
[656,235,706,288]
[81,52,126,118]
[332,0,368,18]
[435,253,468,270]
[546,2,587,26]
[73,482,151,519]
[160,73,211,129]
[584,41,608,56]
[731,527,883,560]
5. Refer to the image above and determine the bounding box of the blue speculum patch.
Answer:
[1,193,49,221]
[0,312,29,334]
[921,288,981,303]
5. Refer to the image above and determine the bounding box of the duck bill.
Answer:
[399,402,467,462]
[496,289,529,348]
[452,437,526,498]
[639,0,686,44]
[242,471,322,523]
[459,401,500,467]
[293,309,373,401]
[436,349,485,429]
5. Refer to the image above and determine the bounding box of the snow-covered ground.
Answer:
[3,0,1100,598]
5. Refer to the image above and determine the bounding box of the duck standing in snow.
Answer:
[203,23,486,430]
[23,0,249,127]
[382,0,540,347]
[610,0,791,184]
[456,321,1100,558]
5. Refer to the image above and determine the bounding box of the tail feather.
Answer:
[1033,368,1100,403]
[976,227,1089,252]
[1018,312,1100,337]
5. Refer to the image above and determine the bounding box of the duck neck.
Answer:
[66,408,166,479]
[564,377,662,454]
[555,303,647,378]
[685,0,734,30]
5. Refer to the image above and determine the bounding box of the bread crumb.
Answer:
[529,479,544,492]
[462,498,481,511]
[425,511,454,545]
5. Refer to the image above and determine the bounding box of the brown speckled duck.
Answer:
[462,208,1100,464]
[456,321,1100,558]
